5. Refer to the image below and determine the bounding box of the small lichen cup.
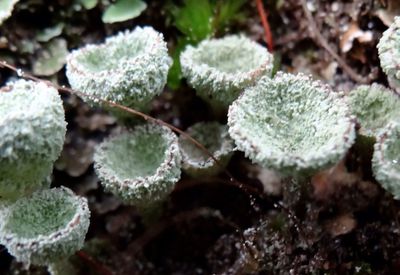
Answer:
[372,122,400,199]
[0,187,90,267]
[349,84,400,139]
[179,122,234,177]
[94,123,181,214]
[377,16,400,91]
[66,26,172,117]
[180,35,273,114]
[228,72,356,177]
[348,84,400,161]
[0,80,66,201]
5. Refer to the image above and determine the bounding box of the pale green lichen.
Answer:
[372,122,400,199]
[180,35,273,109]
[227,72,356,176]
[0,187,90,266]
[66,26,172,112]
[0,0,19,25]
[0,80,66,200]
[94,123,181,207]
[179,122,234,177]
[377,16,400,90]
[349,84,400,138]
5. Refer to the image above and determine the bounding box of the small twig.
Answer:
[0,61,235,181]
[255,0,274,52]
[300,0,374,84]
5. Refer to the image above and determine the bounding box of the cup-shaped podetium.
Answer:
[372,122,400,199]
[228,72,356,177]
[348,84,400,140]
[66,26,172,113]
[0,187,90,266]
[0,0,19,25]
[180,35,273,110]
[94,123,181,208]
[0,80,66,201]
[179,122,234,177]
[377,16,400,90]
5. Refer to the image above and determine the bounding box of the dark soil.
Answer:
[1,0,400,274]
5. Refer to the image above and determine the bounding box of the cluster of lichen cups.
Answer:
[0,80,90,271]
[3,16,400,272]
[65,27,240,218]
[67,23,400,215]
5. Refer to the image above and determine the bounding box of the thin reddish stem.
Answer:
[255,0,274,52]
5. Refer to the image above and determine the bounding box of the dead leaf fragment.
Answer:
[340,22,373,53]
[326,213,357,237]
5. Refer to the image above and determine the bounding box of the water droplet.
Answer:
[16,69,24,77]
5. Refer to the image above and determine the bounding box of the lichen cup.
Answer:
[66,26,172,117]
[228,72,356,177]
[94,123,181,216]
[348,84,400,162]
[180,35,273,115]
[348,84,400,139]
[0,80,66,201]
[372,122,400,199]
[179,122,234,178]
[0,187,90,267]
[377,16,400,91]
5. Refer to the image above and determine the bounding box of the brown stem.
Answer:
[255,0,274,52]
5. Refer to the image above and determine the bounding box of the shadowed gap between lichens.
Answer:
[0,60,279,272]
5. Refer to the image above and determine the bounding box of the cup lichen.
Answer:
[66,26,172,113]
[372,122,400,199]
[179,121,234,177]
[0,0,19,25]
[180,35,273,110]
[227,72,356,176]
[0,80,67,200]
[377,16,400,90]
[348,83,400,139]
[94,123,181,208]
[0,187,90,267]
